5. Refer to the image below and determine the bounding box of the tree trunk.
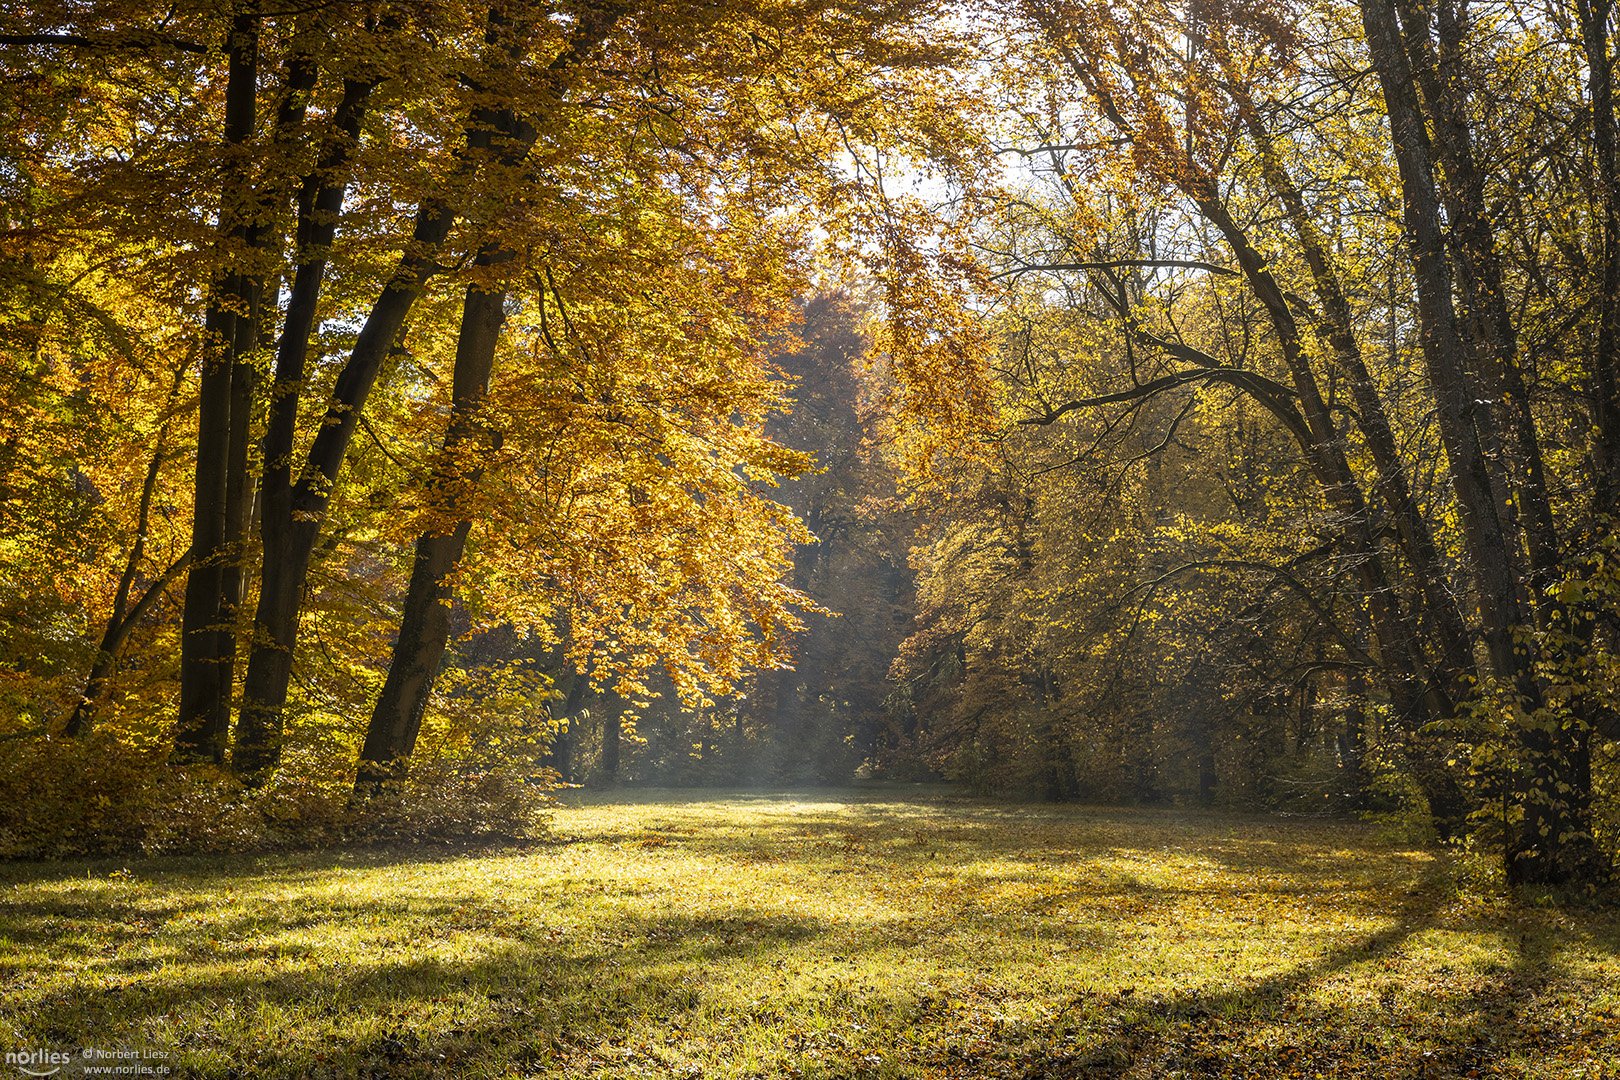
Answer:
[1363,0,1603,882]
[232,76,376,781]
[1237,93,1475,699]
[239,0,623,780]
[1396,0,1563,594]
[1360,0,1529,686]
[175,4,259,764]
[353,106,531,792]
[237,196,455,774]
[545,672,587,783]
[1339,666,1367,803]
[62,551,191,737]
[1579,0,1620,509]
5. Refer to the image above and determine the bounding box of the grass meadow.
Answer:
[2,787,1618,1077]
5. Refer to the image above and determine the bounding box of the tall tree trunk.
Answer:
[1361,0,1529,686]
[1394,0,1564,593]
[63,362,188,736]
[236,195,457,773]
[351,3,627,791]
[1194,185,1468,833]
[1579,0,1620,510]
[354,120,531,793]
[1236,93,1475,699]
[232,76,376,781]
[354,269,522,789]
[176,4,259,763]
[1363,0,1604,882]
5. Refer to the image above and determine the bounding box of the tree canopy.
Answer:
[3,0,1619,890]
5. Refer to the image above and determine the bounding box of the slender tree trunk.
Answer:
[216,274,262,724]
[1579,0,1620,509]
[351,2,627,791]
[63,552,193,737]
[1363,0,1605,882]
[1361,0,1528,685]
[354,114,532,793]
[354,282,504,787]
[63,360,187,735]
[1340,666,1368,802]
[1395,0,1563,593]
[1405,0,1605,883]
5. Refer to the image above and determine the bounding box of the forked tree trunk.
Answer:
[236,196,457,773]
[232,76,376,781]
[1361,0,1604,884]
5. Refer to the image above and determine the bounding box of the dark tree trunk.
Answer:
[356,262,508,790]
[1579,0,1620,509]
[1363,0,1603,882]
[232,76,376,781]
[353,102,532,793]
[1396,0,1563,594]
[1238,95,1475,699]
[1361,0,1528,686]
[545,672,588,783]
[237,196,455,774]
[1339,667,1367,802]
[176,5,259,764]
[353,522,477,791]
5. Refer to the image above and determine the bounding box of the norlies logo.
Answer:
[4,1049,69,1077]
[4,1048,171,1077]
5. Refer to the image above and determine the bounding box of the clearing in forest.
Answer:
[1,788,1617,1078]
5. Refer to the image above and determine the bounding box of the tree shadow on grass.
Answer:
[930,884,1453,1078]
[7,797,1616,1078]
[965,881,1620,1079]
[3,899,829,1078]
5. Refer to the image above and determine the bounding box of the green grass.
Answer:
[2,787,1617,1078]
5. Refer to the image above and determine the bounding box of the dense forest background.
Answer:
[4,0,1620,892]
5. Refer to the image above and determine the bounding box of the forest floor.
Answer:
[1,787,1618,1079]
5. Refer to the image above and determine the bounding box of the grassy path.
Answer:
[1,788,1617,1077]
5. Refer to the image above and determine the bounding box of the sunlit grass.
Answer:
[2,787,1617,1077]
